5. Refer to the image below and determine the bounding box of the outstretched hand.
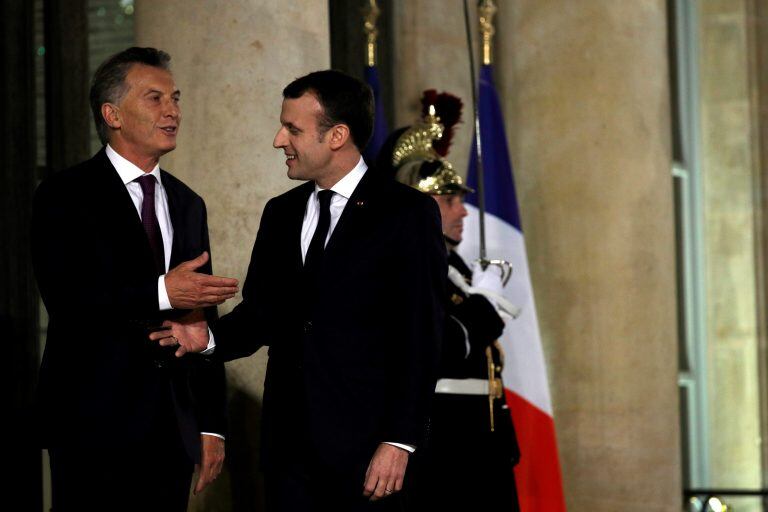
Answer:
[165,252,239,309]
[149,308,210,357]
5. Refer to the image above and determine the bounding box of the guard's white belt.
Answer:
[434,378,489,395]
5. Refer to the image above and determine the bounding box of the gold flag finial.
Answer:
[364,0,381,67]
[478,0,497,65]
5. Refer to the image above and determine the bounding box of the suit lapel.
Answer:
[162,170,183,269]
[324,168,376,257]
[291,182,315,272]
[94,149,158,274]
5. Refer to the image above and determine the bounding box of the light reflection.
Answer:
[707,497,728,512]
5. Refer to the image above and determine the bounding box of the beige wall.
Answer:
[394,0,681,510]
[135,1,330,509]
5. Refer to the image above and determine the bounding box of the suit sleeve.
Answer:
[384,196,446,446]
[210,199,276,361]
[31,178,159,322]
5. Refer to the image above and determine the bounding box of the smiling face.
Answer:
[433,193,468,243]
[273,93,335,184]
[103,63,180,168]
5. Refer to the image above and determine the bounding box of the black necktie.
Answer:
[137,174,165,275]
[304,189,334,276]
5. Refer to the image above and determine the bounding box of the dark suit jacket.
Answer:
[214,167,446,474]
[31,148,226,462]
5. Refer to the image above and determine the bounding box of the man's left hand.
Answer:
[194,434,225,495]
[362,443,409,501]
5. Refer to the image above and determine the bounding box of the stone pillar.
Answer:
[394,1,681,510]
[135,2,329,510]
[497,2,680,510]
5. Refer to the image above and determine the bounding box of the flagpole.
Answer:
[463,0,490,261]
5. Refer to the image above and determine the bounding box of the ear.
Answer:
[101,103,121,130]
[327,124,350,150]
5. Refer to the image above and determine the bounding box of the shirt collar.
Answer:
[314,156,367,199]
[106,144,163,186]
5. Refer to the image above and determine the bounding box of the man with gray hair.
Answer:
[32,46,237,510]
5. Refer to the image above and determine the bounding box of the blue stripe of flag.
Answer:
[363,65,388,165]
[466,65,522,231]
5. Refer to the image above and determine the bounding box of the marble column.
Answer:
[135,2,330,509]
[393,1,681,510]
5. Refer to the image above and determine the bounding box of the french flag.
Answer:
[460,64,567,511]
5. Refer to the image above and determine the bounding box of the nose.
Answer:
[273,127,287,149]
[164,98,180,120]
[459,202,468,217]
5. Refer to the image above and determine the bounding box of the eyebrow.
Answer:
[143,89,181,97]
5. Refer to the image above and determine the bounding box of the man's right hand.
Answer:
[150,308,210,356]
[165,252,239,309]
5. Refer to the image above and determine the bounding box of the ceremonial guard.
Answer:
[378,91,521,511]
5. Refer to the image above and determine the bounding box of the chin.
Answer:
[287,168,307,181]
[156,142,177,155]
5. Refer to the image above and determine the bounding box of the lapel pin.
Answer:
[355,200,365,207]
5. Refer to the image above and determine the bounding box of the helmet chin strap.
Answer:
[444,234,461,248]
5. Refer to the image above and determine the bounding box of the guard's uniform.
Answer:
[412,250,520,511]
[380,90,521,511]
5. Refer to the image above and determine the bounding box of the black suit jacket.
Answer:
[214,167,446,473]
[31,148,226,461]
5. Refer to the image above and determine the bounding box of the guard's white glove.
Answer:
[464,262,522,321]
[471,261,504,297]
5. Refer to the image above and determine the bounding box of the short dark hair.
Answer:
[89,47,171,145]
[283,70,374,151]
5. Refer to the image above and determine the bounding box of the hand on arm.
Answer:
[194,434,225,495]
[149,308,210,357]
[362,443,409,501]
[164,251,239,309]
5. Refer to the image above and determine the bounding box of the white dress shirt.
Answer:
[299,156,415,454]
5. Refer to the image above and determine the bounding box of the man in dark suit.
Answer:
[32,47,238,511]
[153,70,446,511]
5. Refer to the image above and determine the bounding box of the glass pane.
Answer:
[699,0,761,499]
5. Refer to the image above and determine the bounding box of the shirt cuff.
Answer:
[201,432,225,440]
[384,442,415,453]
[158,275,172,311]
[201,327,216,355]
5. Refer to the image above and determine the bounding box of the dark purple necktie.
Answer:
[137,174,165,275]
